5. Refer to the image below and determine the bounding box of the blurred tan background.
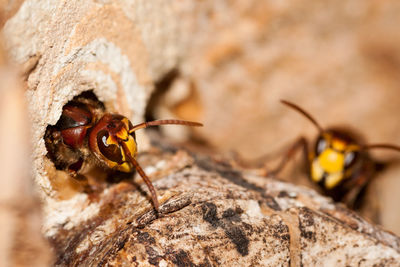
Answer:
[150,1,400,235]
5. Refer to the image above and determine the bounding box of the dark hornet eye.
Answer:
[344,151,358,168]
[97,130,123,163]
[315,136,327,156]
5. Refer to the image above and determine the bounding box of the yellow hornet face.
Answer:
[89,114,137,173]
[310,132,360,190]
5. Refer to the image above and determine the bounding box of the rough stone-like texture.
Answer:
[1,0,202,236]
[2,0,195,198]
[49,146,400,266]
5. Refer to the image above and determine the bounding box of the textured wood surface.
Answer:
[49,145,400,266]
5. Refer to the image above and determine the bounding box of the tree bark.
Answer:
[49,147,400,266]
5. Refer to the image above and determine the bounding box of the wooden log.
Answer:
[48,146,400,266]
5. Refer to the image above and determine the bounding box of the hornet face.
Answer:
[275,100,400,207]
[45,91,203,211]
[310,130,361,191]
[89,114,137,173]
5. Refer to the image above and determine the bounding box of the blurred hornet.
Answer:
[45,92,202,211]
[270,100,400,208]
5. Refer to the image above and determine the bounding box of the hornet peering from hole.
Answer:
[45,92,202,211]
